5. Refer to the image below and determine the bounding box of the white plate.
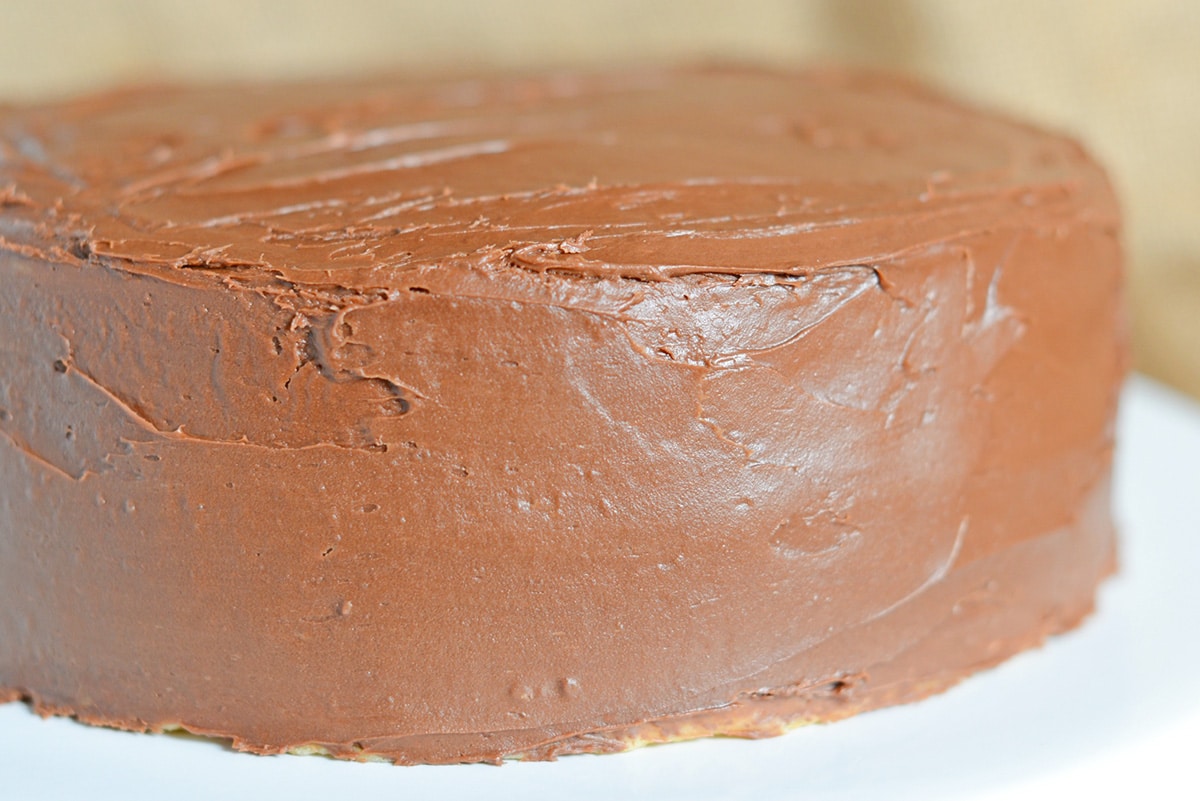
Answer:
[3,375,1198,801]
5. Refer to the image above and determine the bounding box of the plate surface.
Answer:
[2,375,1198,800]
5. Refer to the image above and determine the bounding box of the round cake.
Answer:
[0,66,1125,764]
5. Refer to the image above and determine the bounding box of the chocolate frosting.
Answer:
[0,66,1125,763]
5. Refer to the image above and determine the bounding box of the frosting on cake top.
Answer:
[0,66,1115,283]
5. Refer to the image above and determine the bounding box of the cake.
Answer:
[0,66,1125,764]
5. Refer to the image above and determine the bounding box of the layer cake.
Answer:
[0,67,1125,763]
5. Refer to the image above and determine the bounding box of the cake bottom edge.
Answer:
[0,579,1110,766]
[0,476,1119,766]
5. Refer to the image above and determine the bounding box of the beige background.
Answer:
[3,0,1197,398]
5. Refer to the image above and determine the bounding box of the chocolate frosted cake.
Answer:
[0,67,1125,764]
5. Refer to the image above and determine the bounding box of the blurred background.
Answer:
[3,0,1197,399]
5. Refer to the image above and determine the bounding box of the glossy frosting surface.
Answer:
[0,67,1124,763]
[0,66,1113,280]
